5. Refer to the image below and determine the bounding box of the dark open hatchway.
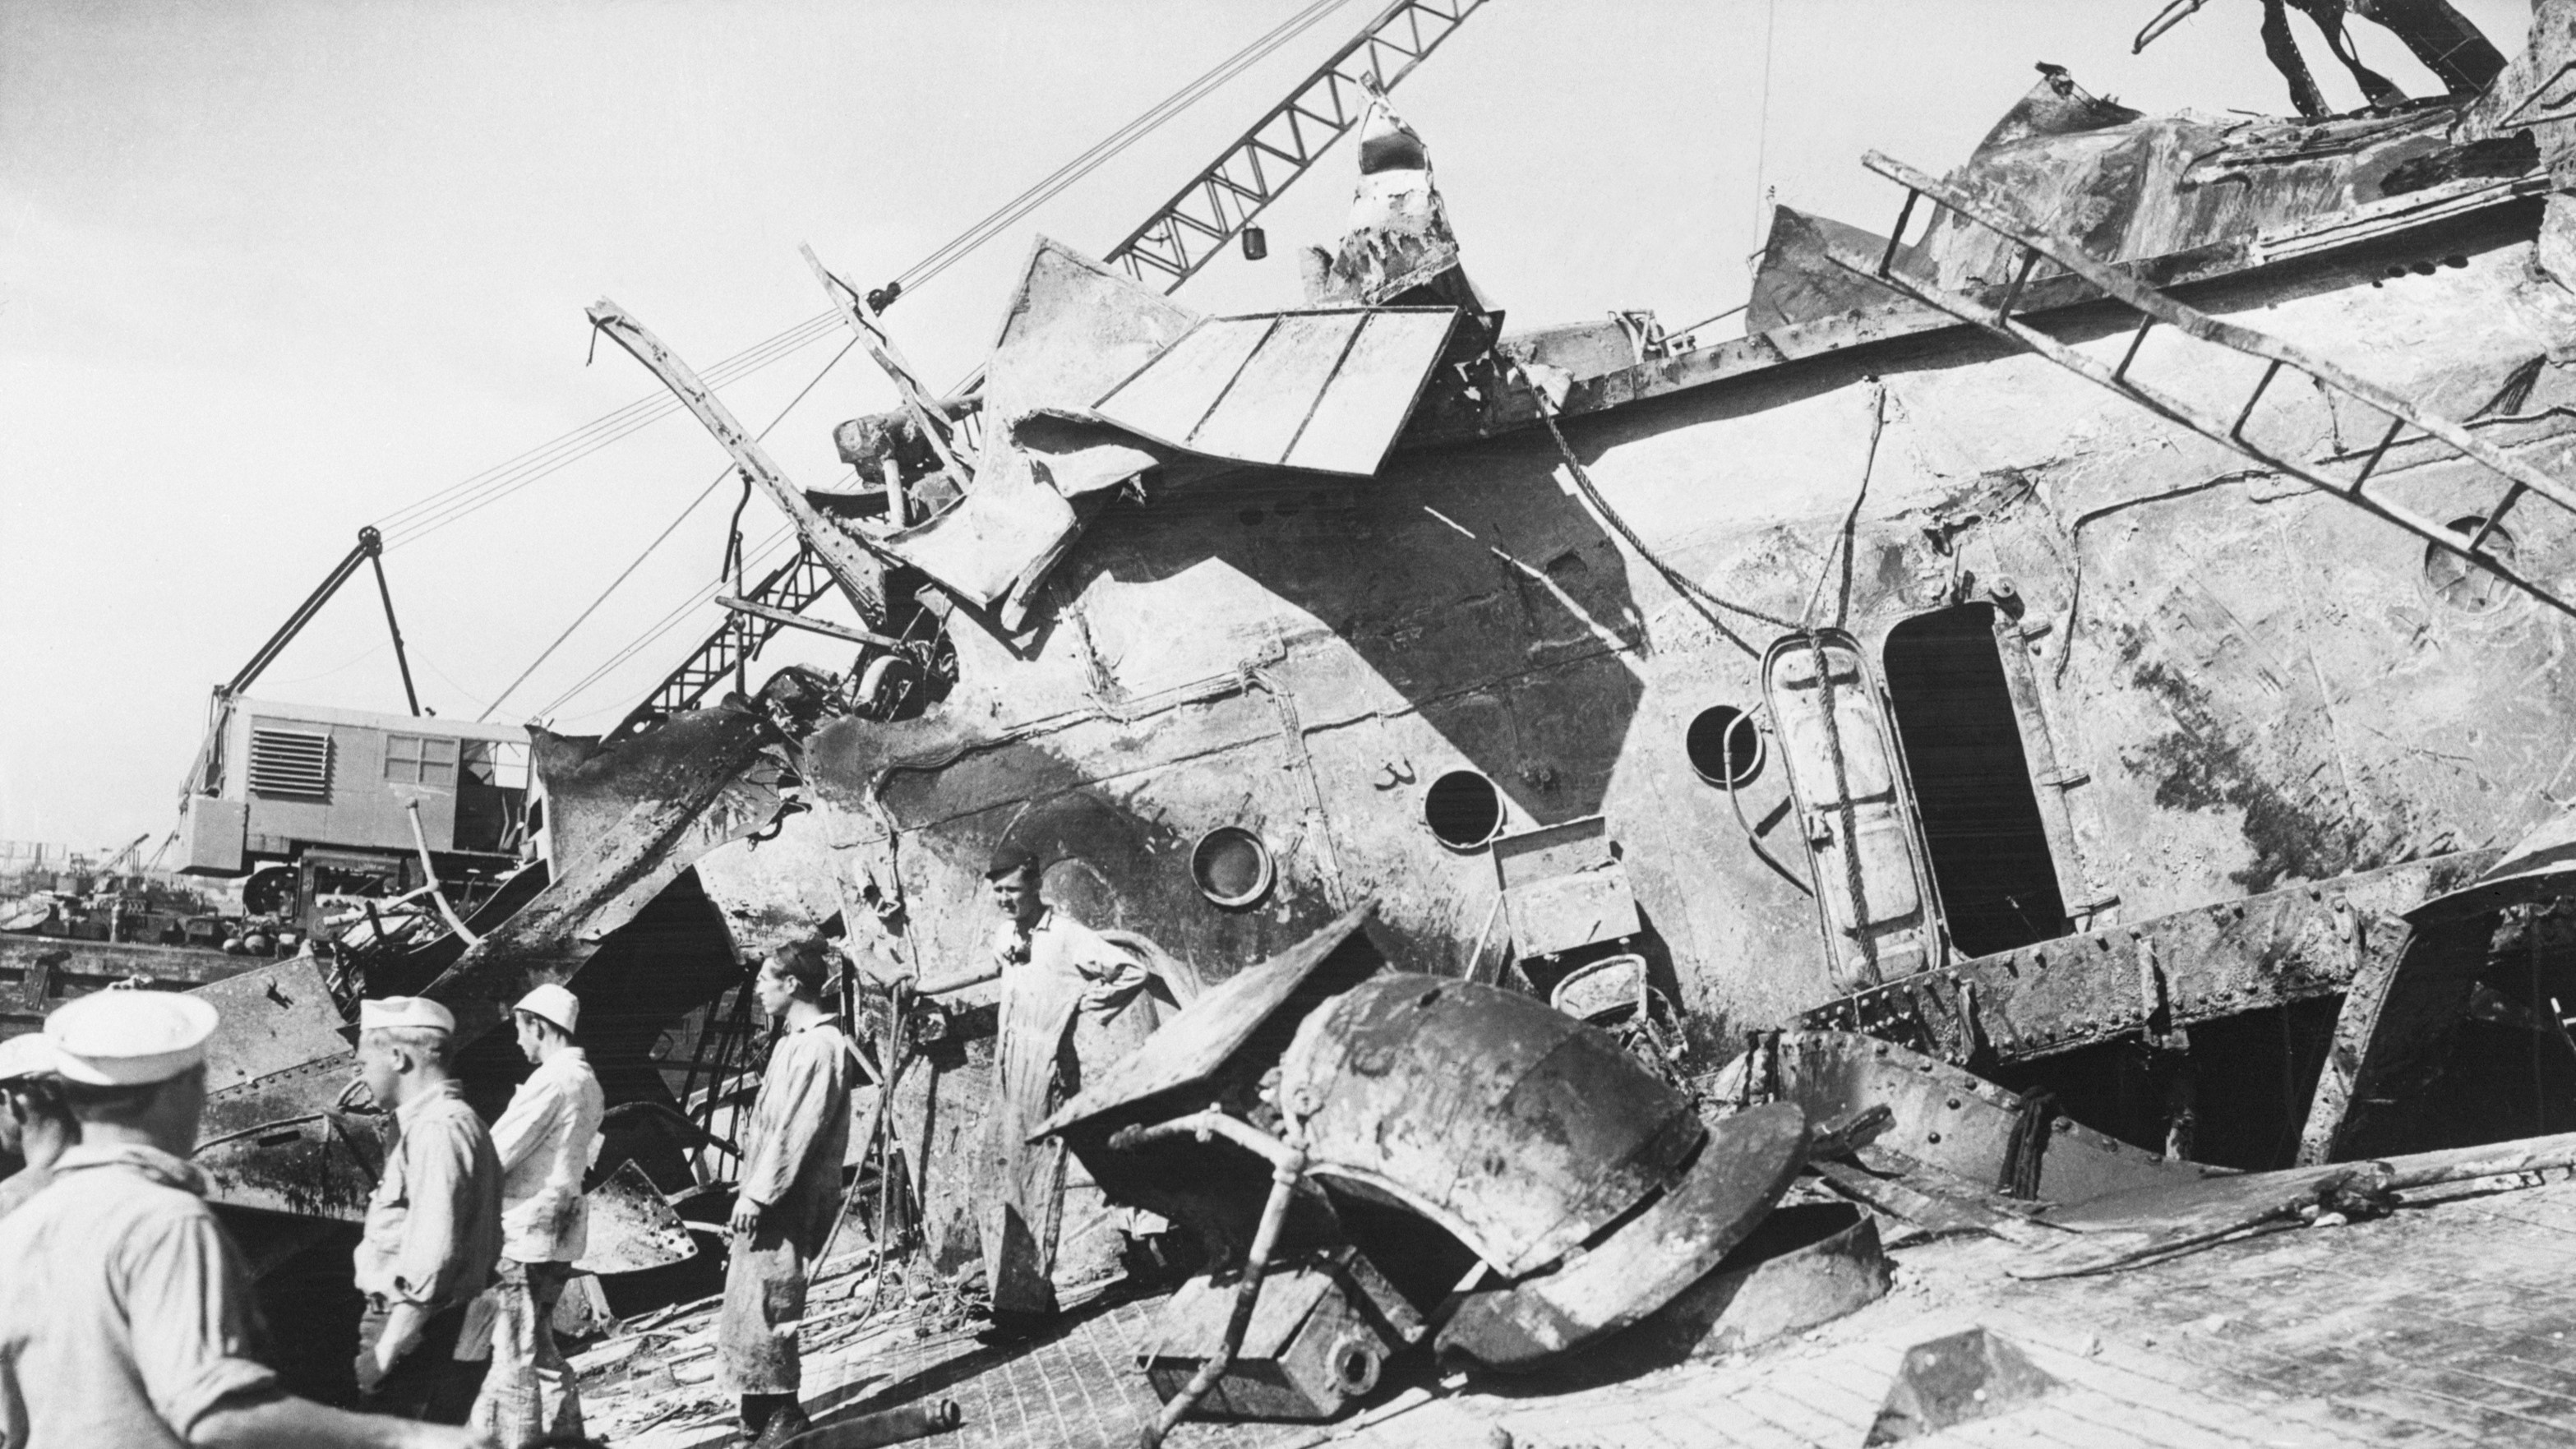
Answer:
[1880,604,2069,960]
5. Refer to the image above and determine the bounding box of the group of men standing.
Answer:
[0,846,1153,1449]
[0,981,603,1448]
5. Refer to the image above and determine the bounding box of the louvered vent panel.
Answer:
[247,728,331,799]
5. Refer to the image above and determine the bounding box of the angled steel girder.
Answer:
[1801,851,2504,1065]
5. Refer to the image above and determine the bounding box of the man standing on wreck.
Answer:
[719,939,856,1448]
[351,996,505,1426]
[914,845,1152,1337]
[470,983,604,1448]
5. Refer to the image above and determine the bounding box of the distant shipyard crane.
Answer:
[609,0,1492,737]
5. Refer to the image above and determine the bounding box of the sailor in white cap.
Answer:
[350,995,505,1426]
[0,1030,73,1220]
[0,989,488,1447]
[466,983,604,1448]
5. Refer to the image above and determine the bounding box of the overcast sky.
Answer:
[0,0,2532,854]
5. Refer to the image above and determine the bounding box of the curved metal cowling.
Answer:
[1276,973,1709,1278]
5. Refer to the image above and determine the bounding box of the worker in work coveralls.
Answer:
[352,995,506,1426]
[939,843,1152,1336]
[719,939,856,1448]
[469,983,604,1447]
[0,988,488,1447]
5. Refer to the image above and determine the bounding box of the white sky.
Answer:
[0,0,2532,851]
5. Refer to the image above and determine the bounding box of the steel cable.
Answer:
[479,335,857,722]
[368,0,1355,555]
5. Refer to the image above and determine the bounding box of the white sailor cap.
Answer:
[44,990,219,1087]
[358,996,457,1036]
[0,1032,58,1083]
[512,983,579,1035]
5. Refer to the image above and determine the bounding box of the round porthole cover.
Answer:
[2424,516,2518,615]
[1190,826,1275,907]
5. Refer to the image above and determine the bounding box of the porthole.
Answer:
[1423,770,1503,850]
[1190,827,1274,908]
[1686,705,1763,787]
[2424,516,2518,615]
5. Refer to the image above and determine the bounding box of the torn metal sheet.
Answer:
[2408,809,2576,921]
[1434,1101,1807,1372]
[422,670,833,1042]
[1006,413,1171,497]
[1969,67,2141,155]
[1277,973,1706,1277]
[1768,1031,2224,1205]
[1091,307,1458,477]
[191,957,352,1095]
[575,1159,699,1276]
[975,236,1203,473]
[1305,92,1480,310]
[870,238,1207,622]
[1748,205,1928,334]
[1040,903,1383,1138]
[2011,1133,2576,1280]
[178,958,377,1222]
[874,447,1087,617]
[1621,1202,1890,1363]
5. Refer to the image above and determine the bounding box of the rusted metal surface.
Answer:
[1747,205,1926,335]
[974,238,1203,459]
[1843,150,2576,616]
[1279,974,1705,1276]
[1803,852,2502,1064]
[1434,1101,1807,1372]
[2295,907,2490,1164]
[574,1158,700,1276]
[425,670,833,1042]
[195,1056,381,1221]
[1138,1246,1424,1421]
[1092,307,1458,476]
[2008,1130,2576,1280]
[1620,1201,1890,1362]
[1039,908,1387,1271]
[1042,904,1384,1138]
[1770,1030,2223,1205]
[0,934,275,1038]
[191,957,352,1095]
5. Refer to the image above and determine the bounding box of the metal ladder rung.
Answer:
[2350,414,2410,496]
[1835,150,2571,611]
[2468,486,2525,551]
[2230,359,2285,442]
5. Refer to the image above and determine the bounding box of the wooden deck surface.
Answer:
[589,1173,2576,1448]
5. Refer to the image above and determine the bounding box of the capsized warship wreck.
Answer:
[28,0,2576,1433]
[561,0,2576,1419]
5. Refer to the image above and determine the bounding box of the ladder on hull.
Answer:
[1828,151,2576,616]
[607,543,839,742]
